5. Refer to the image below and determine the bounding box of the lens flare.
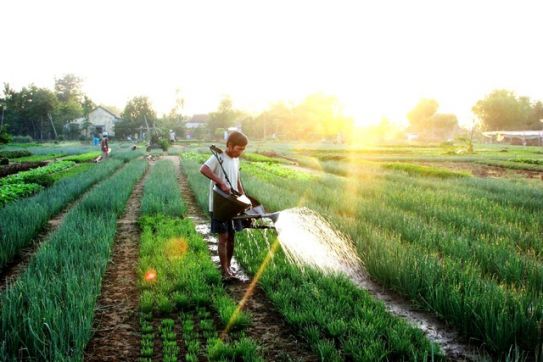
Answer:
[164,237,188,260]
[144,268,157,283]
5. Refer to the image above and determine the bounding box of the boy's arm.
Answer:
[200,164,231,193]
[237,178,245,195]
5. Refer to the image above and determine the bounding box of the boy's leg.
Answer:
[226,232,235,273]
[218,232,232,277]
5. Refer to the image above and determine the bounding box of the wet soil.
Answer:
[170,156,319,362]
[84,161,152,362]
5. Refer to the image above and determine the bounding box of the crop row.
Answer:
[180,155,441,361]
[234,157,543,357]
[0,159,147,361]
[0,158,125,270]
[140,159,186,217]
[61,151,101,163]
[0,160,75,186]
[0,183,43,207]
[138,161,261,360]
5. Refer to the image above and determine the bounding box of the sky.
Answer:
[2,0,543,128]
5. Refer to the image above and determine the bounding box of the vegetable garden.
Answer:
[0,142,542,361]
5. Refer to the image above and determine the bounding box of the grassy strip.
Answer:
[140,159,186,217]
[61,151,101,163]
[11,154,63,162]
[51,163,95,182]
[110,149,145,162]
[181,155,441,361]
[0,161,75,186]
[475,159,543,171]
[0,159,147,361]
[0,159,124,270]
[0,183,43,207]
[381,162,471,178]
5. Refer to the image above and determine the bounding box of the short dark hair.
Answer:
[226,131,248,147]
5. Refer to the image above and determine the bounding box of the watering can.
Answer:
[212,187,280,229]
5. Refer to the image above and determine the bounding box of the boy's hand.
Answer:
[219,182,231,194]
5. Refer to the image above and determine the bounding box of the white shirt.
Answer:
[204,152,241,212]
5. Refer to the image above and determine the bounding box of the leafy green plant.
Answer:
[0,182,43,206]
[0,160,75,186]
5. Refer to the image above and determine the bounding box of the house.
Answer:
[185,114,209,129]
[482,130,543,146]
[71,106,122,137]
[184,114,209,139]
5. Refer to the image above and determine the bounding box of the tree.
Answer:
[207,96,239,138]
[430,113,459,140]
[528,101,543,129]
[407,98,439,133]
[54,74,83,103]
[472,89,534,131]
[117,96,157,139]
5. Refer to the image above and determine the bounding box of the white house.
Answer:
[71,106,122,137]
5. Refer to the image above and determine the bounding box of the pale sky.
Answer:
[1,0,542,127]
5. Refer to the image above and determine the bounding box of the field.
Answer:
[0,141,542,361]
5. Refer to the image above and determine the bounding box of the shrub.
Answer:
[0,150,32,158]
[11,135,33,143]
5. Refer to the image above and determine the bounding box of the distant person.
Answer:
[169,129,176,144]
[100,133,110,159]
[200,131,248,280]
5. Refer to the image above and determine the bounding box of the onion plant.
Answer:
[0,159,147,360]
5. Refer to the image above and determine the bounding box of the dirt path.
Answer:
[169,156,319,362]
[84,160,152,362]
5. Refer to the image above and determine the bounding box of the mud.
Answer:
[83,161,151,362]
[171,155,319,362]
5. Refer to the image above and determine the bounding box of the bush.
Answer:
[0,125,12,144]
[0,157,8,165]
[23,173,54,187]
[0,150,32,158]
[159,139,170,151]
[11,135,33,143]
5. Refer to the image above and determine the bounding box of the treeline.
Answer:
[0,75,95,141]
[2,74,543,143]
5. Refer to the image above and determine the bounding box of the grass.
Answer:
[381,162,471,178]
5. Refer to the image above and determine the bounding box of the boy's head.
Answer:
[225,131,248,158]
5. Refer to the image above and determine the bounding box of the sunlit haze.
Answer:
[2,0,543,128]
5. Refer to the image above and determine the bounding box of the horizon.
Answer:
[2,0,543,129]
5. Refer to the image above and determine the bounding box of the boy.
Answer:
[200,131,248,279]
